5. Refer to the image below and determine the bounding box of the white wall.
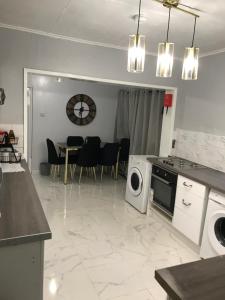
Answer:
[2,27,224,169]
[30,75,119,170]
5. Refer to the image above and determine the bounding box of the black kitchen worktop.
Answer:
[0,160,51,247]
[148,157,225,194]
[155,255,225,300]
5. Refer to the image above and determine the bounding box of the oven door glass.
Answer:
[151,177,175,214]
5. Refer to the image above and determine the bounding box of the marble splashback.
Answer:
[174,129,225,173]
[0,123,24,153]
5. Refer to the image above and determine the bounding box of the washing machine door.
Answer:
[128,167,143,196]
[208,210,225,255]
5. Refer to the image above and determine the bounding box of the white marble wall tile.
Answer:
[174,129,225,172]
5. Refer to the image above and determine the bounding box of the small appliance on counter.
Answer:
[0,131,21,163]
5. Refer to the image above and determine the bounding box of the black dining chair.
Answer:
[76,143,100,184]
[118,138,130,178]
[119,138,130,163]
[85,136,101,146]
[67,136,84,146]
[46,138,65,177]
[99,143,120,180]
[46,138,77,178]
[66,136,84,164]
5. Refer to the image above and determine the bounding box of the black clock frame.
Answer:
[66,94,96,126]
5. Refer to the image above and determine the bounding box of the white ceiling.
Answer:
[0,0,225,57]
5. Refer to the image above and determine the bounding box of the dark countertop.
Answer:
[155,255,225,300]
[0,160,52,247]
[148,157,225,194]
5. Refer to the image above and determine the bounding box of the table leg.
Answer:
[115,151,120,180]
[64,149,69,185]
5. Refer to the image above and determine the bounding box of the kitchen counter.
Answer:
[155,255,225,300]
[0,160,51,247]
[148,157,225,194]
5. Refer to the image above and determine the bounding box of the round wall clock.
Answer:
[66,94,96,126]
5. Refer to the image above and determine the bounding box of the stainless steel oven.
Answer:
[151,165,178,217]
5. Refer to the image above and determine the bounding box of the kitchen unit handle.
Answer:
[183,182,192,188]
[152,174,172,185]
[182,199,191,207]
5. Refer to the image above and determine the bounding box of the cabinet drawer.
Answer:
[177,175,206,197]
[175,189,205,220]
[172,207,201,245]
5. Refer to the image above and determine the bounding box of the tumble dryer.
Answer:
[125,155,155,213]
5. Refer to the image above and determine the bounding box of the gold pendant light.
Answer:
[127,0,145,73]
[156,7,174,78]
[182,17,199,80]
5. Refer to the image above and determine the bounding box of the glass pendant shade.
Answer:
[127,34,145,73]
[156,42,174,78]
[182,47,199,80]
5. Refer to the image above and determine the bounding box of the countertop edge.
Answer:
[0,160,52,247]
[155,269,181,300]
[148,157,225,194]
[0,231,52,248]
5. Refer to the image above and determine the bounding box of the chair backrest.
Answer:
[85,136,101,146]
[67,136,84,146]
[77,143,100,167]
[119,138,130,162]
[46,138,58,164]
[100,143,119,166]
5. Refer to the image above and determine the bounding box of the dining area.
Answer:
[46,136,130,184]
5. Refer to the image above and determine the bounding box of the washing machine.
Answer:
[200,190,225,258]
[125,155,156,213]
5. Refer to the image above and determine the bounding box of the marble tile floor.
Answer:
[33,174,200,300]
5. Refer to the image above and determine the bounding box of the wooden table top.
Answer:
[155,255,225,300]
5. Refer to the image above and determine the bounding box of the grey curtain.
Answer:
[114,89,165,155]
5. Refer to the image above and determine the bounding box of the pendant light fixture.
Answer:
[156,7,174,78]
[182,17,199,80]
[127,0,145,73]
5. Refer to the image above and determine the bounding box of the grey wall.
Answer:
[30,75,119,170]
[176,52,225,135]
[3,26,224,149]
[0,27,181,126]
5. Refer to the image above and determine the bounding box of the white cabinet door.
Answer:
[172,175,208,245]
[177,175,206,198]
[172,207,201,245]
[175,189,205,220]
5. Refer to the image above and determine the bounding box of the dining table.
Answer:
[57,142,120,185]
[57,143,82,184]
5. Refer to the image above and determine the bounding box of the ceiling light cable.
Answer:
[191,16,197,47]
[136,0,142,38]
[166,7,171,42]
